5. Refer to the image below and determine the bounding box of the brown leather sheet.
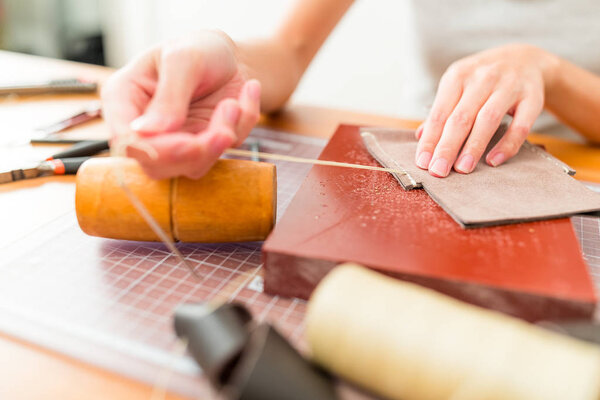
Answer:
[361,127,600,228]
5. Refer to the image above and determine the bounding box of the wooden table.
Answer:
[1,51,599,400]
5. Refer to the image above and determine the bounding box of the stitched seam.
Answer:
[523,141,571,174]
[361,131,418,187]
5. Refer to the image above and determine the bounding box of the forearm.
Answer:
[545,56,600,143]
[236,0,354,113]
[236,38,304,113]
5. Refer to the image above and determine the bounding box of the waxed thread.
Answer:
[224,148,411,176]
[110,133,200,279]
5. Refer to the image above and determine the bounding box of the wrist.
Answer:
[535,47,561,95]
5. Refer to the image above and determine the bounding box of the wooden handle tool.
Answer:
[75,157,276,243]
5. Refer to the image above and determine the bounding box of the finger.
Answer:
[102,81,143,138]
[415,123,424,140]
[178,98,241,179]
[102,75,150,139]
[427,84,494,177]
[130,48,204,134]
[416,72,463,170]
[486,95,543,167]
[127,133,202,180]
[234,80,261,147]
[102,50,158,138]
[454,89,516,173]
[129,99,241,180]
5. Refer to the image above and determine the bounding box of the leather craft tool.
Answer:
[0,139,109,184]
[0,78,97,96]
[305,264,600,400]
[75,157,276,243]
[262,125,597,322]
[174,302,337,400]
[30,102,102,144]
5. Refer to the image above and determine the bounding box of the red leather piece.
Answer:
[262,125,597,321]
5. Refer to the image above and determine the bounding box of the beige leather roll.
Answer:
[306,263,600,400]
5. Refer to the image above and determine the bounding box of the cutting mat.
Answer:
[0,126,599,399]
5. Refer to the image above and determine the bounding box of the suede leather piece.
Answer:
[361,127,600,228]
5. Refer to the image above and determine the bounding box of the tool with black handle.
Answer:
[46,140,109,160]
[0,140,109,184]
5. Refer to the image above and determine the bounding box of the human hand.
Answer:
[415,44,558,177]
[101,30,261,180]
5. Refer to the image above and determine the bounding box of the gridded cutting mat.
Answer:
[574,212,600,320]
[0,127,599,398]
[0,128,325,398]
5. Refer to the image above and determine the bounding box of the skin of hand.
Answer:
[101,0,354,181]
[101,30,261,180]
[415,44,559,177]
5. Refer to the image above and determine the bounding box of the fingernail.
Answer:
[429,158,449,177]
[488,152,505,167]
[416,151,432,169]
[210,133,234,155]
[130,116,150,131]
[415,125,424,140]
[130,114,168,133]
[455,154,474,173]
[247,80,261,102]
[225,103,241,125]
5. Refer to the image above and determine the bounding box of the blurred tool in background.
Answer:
[0,78,97,96]
[30,101,102,143]
[0,139,108,184]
